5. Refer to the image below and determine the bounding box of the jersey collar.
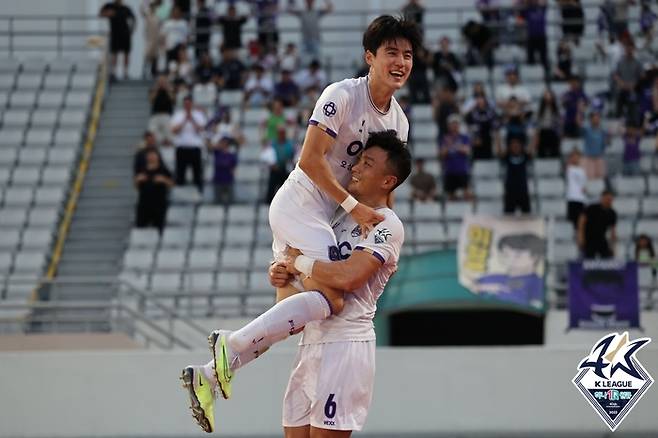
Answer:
[366,75,391,116]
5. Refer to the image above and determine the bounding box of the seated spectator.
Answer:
[533,89,562,157]
[641,76,658,134]
[561,74,588,138]
[410,158,437,202]
[433,87,459,142]
[462,19,495,68]
[553,38,573,80]
[210,135,238,205]
[287,0,334,63]
[280,42,301,72]
[148,75,175,146]
[133,131,160,175]
[462,81,494,113]
[465,93,499,159]
[439,114,472,200]
[209,107,244,147]
[614,41,644,121]
[495,66,531,113]
[194,51,219,85]
[566,149,587,229]
[170,95,207,195]
[217,46,247,90]
[274,69,301,107]
[244,63,273,106]
[578,190,617,259]
[432,36,462,92]
[295,59,327,92]
[581,111,608,180]
[168,44,193,87]
[409,45,431,103]
[134,148,174,234]
[261,98,290,145]
[161,5,189,65]
[622,122,642,176]
[263,126,295,203]
[217,4,249,50]
[500,137,532,214]
[635,234,657,279]
[640,2,657,49]
[502,96,529,147]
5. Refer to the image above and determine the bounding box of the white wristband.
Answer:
[294,255,315,277]
[341,195,358,213]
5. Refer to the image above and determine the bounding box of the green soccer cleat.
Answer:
[180,366,217,433]
[208,330,233,400]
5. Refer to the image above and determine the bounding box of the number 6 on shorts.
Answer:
[324,393,337,419]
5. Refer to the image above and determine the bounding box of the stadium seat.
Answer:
[537,179,564,197]
[539,199,565,217]
[150,272,182,292]
[13,251,46,273]
[616,219,634,241]
[413,201,441,220]
[54,128,81,145]
[248,271,272,291]
[35,187,65,205]
[18,148,48,166]
[0,148,18,165]
[41,167,70,185]
[0,252,13,271]
[166,206,195,226]
[0,230,21,249]
[475,200,503,215]
[21,229,53,249]
[216,271,247,291]
[0,208,27,227]
[445,222,462,241]
[614,176,646,196]
[161,227,192,248]
[534,159,561,176]
[2,109,30,126]
[25,128,53,146]
[613,197,640,217]
[192,226,222,247]
[184,272,214,291]
[0,129,25,146]
[188,248,219,270]
[4,187,34,205]
[220,247,250,268]
[552,242,578,264]
[0,73,16,89]
[223,225,254,246]
[227,205,255,223]
[636,219,658,239]
[474,179,503,198]
[196,205,225,225]
[128,228,160,249]
[123,249,154,271]
[9,90,37,107]
[59,109,86,126]
[444,201,473,220]
[43,74,70,89]
[11,167,41,185]
[395,200,412,221]
[472,160,500,179]
[553,220,573,241]
[27,207,59,228]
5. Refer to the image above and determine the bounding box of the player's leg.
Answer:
[282,346,315,438]
[310,427,351,438]
[285,426,311,438]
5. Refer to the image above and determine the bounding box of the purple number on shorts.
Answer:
[324,393,337,418]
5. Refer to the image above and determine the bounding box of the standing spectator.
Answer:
[295,59,327,92]
[408,46,431,104]
[635,234,656,279]
[264,126,295,203]
[439,114,473,200]
[161,5,189,65]
[502,96,529,147]
[432,36,463,92]
[100,0,136,81]
[149,75,175,146]
[640,1,657,49]
[168,45,193,86]
[561,75,588,138]
[622,122,642,176]
[495,66,531,113]
[287,0,333,63]
[581,111,608,180]
[578,190,617,259]
[465,93,499,160]
[141,0,161,79]
[523,0,549,72]
[533,89,562,157]
[135,149,174,234]
[553,38,573,81]
[433,88,459,143]
[217,4,249,50]
[558,0,584,45]
[249,0,280,53]
[193,0,213,57]
[401,0,424,33]
[614,41,644,120]
[217,47,247,90]
[500,137,532,214]
[462,81,494,113]
[566,149,587,229]
[280,42,301,72]
[133,131,160,176]
[273,69,301,107]
[243,64,274,106]
[194,52,220,85]
[209,133,238,205]
[261,99,289,145]
[462,19,495,68]
[410,158,437,202]
[170,95,208,194]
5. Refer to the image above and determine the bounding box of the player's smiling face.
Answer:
[366,38,413,91]
[348,147,396,199]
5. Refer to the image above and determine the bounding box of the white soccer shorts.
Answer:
[282,341,376,431]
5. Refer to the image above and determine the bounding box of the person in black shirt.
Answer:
[218,4,249,49]
[100,0,136,81]
[135,149,174,234]
[433,87,458,143]
[148,75,175,146]
[500,137,532,214]
[217,46,247,90]
[408,45,431,104]
[432,36,462,92]
[133,131,161,175]
[465,94,499,159]
[194,51,220,85]
[578,190,617,259]
[194,0,213,57]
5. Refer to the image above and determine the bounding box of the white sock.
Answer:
[201,360,217,382]
[228,291,331,357]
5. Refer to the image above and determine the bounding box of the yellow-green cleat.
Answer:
[208,330,233,400]
[180,366,217,433]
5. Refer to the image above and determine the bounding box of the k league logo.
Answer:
[573,332,653,431]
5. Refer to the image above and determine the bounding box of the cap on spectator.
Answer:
[447,113,462,125]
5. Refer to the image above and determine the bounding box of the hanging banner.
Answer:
[458,215,546,311]
[568,260,639,329]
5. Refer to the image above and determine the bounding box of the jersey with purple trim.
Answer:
[288,76,409,218]
[300,207,403,344]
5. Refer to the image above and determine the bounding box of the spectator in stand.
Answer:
[100,0,136,81]
[581,110,608,180]
[175,0,191,16]
[558,0,584,45]
[614,40,644,121]
[261,98,289,145]
[218,4,249,50]
[561,74,588,138]
[193,0,213,57]
[134,148,174,234]
[149,75,175,146]
[462,19,495,68]
[523,0,549,72]
[280,42,301,72]
[644,76,658,134]
[161,5,189,65]
[533,89,562,157]
[502,96,529,147]
[553,38,573,81]
[401,0,424,35]
[398,95,413,144]
[622,122,643,176]
[578,190,617,259]
[408,45,431,104]
[433,87,459,143]
[410,158,437,202]
[295,59,327,92]
[244,64,274,106]
[141,0,161,79]
[168,44,193,87]
[462,81,494,113]
[133,131,161,176]
[499,136,532,214]
[432,36,463,93]
[287,0,333,63]
[194,51,219,85]
[640,1,657,49]
[439,114,473,201]
[496,65,531,114]
[248,0,280,53]
[465,93,500,159]
[170,95,207,195]
[263,125,295,203]
[273,69,301,107]
[566,149,587,229]
[209,118,240,205]
[217,46,247,90]
[635,234,657,279]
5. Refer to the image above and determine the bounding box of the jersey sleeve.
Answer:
[354,214,404,265]
[308,82,350,140]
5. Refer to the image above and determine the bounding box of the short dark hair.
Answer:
[601,189,615,197]
[362,15,421,56]
[364,130,412,190]
[497,233,546,258]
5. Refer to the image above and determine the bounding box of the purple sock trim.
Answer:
[314,290,334,316]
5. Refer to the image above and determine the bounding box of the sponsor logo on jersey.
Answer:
[351,225,362,238]
[323,101,337,117]
[573,332,653,431]
[374,228,392,244]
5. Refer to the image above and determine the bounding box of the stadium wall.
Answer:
[1,344,656,437]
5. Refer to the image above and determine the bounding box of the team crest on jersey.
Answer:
[351,225,362,238]
[323,101,337,117]
[572,332,653,431]
[374,228,392,244]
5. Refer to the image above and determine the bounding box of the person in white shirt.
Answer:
[161,5,189,64]
[169,95,207,194]
[566,148,588,229]
[244,63,274,106]
[294,59,327,92]
[495,65,531,111]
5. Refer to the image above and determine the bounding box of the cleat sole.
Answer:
[180,367,213,433]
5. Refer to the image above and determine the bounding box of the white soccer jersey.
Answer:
[289,76,409,217]
[300,207,404,344]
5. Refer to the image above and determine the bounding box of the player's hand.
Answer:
[284,246,302,259]
[269,262,293,287]
[350,202,385,238]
